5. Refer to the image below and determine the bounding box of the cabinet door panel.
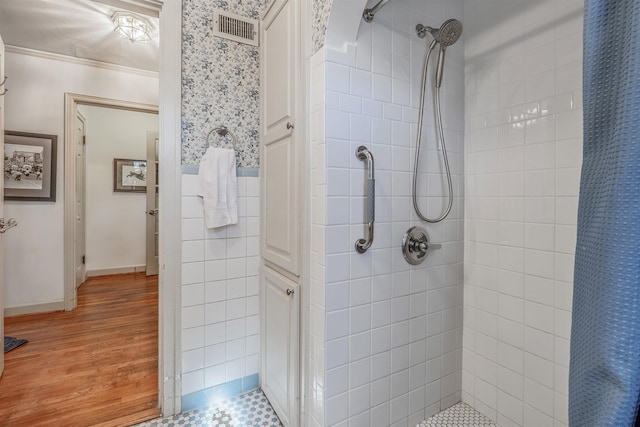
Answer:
[261,0,299,276]
[261,266,299,427]
[262,133,297,272]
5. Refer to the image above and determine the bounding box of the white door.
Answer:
[260,0,300,277]
[75,112,86,288]
[261,266,299,427]
[146,132,159,276]
[0,35,7,376]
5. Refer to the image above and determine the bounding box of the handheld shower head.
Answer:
[430,19,463,47]
[416,19,463,46]
[416,19,463,87]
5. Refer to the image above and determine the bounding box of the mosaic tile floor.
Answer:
[135,389,282,427]
[418,402,498,427]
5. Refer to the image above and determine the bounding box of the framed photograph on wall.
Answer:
[113,158,147,192]
[4,131,57,202]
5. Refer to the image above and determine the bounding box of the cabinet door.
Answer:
[261,266,299,427]
[260,0,299,276]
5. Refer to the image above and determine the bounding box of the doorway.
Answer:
[64,95,158,306]
[74,103,158,281]
[0,0,182,417]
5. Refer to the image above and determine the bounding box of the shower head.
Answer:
[417,19,463,46]
[416,19,463,88]
[431,19,463,47]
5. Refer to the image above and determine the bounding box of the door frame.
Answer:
[75,110,87,289]
[64,95,158,307]
[61,1,183,416]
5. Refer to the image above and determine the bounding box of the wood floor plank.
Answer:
[0,273,160,426]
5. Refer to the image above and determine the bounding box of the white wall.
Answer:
[462,1,583,426]
[78,105,158,273]
[316,0,466,425]
[3,49,158,309]
[180,174,261,396]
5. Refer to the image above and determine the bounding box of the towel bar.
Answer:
[206,125,237,149]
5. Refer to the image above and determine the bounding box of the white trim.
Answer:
[4,302,66,317]
[5,45,159,78]
[300,0,311,422]
[158,0,183,416]
[86,265,147,277]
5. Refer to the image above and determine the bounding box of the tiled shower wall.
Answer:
[462,1,583,426]
[318,0,466,425]
[180,175,261,398]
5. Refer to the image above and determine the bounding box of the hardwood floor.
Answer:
[0,273,160,427]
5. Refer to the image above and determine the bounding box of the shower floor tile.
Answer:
[135,389,282,426]
[418,402,498,427]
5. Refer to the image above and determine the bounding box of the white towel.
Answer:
[197,146,238,228]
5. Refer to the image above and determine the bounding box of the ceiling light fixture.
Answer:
[111,11,151,43]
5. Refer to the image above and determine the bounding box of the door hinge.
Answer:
[83,136,86,145]
[82,255,86,264]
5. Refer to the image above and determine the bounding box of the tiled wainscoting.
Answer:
[180,173,261,407]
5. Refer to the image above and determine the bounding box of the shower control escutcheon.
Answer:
[402,226,441,265]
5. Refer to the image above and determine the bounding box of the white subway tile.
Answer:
[372,75,392,103]
[182,262,204,285]
[556,109,582,140]
[183,240,205,263]
[204,343,226,367]
[182,370,204,395]
[182,305,205,329]
[327,62,351,93]
[182,218,205,241]
[182,283,204,307]
[350,358,371,390]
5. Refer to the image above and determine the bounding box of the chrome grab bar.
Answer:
[355,146,375,254]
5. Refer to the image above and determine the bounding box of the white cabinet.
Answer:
[261,266,299,427]
[260,0,302,424]
[260,0,300,277]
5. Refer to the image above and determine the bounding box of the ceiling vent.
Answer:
[213,10,259,47]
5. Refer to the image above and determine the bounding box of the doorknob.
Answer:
[0,218,18,233]
[148,209,158,216]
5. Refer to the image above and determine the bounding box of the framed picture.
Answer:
[4,131,57,202]
[113,158,147,192]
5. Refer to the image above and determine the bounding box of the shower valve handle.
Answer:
[402,226,440,265]
[410,240,441,254]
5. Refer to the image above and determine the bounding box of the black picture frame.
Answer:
[4,131,57,202]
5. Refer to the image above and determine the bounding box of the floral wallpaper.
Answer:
[182,0,332,167]
[182,0,267,167]
[312,0,332,53]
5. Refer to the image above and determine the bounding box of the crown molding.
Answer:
[5,45,159,78]
[91,0,163,18]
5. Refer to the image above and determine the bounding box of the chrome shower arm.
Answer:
[363,0,391,23]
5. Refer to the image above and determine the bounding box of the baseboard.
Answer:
[86,265,146,277]
[5,301,66,317]
[181,373,260,412]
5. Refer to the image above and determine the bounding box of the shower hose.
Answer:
[412,42,454,223]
